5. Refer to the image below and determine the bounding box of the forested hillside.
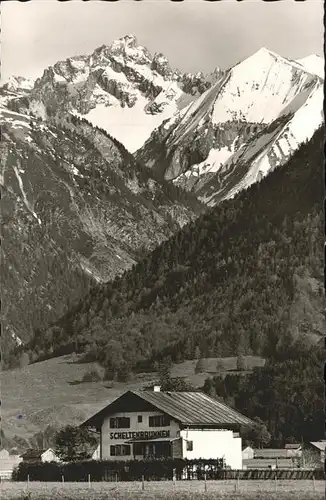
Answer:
[203,342,324,444]
[25,127,324,377]
[1,109,202,365]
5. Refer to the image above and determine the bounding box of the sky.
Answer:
[1,0,324,82]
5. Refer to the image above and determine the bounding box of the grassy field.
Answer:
[2,354,265,442]
[1,480,324,500]
[1,355,156,442]
[170,356,265,387]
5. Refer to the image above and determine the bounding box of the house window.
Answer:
[186,441,193,451]
[149,415,170,427]
[137,415,143,423]
[110,417,130,429]
[110,445,131,456]
[133,442,144,456]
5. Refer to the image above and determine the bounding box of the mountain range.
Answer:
[6,37,322,209]
[1,36,323,361]
[6,35,221,153]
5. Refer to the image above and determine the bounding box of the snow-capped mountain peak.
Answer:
[236,47,323,81]
[16,36,215,152]
[114,34,137,46]
[108,34,152,65]
[2,76,34,92]
[210,46,320,125]
[138,46,323,207]
[296,54,324,79]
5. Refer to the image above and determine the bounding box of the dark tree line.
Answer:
[203,340,325,445]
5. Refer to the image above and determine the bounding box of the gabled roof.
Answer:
[21,449,46,459]
[21,448,55,459]
[82,390,254,428]
[285,443,301,449]
[310,441,326,451]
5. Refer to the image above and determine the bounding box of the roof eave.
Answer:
[181,421,253,427]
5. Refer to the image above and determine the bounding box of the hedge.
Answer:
[13,458,225,482]
[12,459,325,482]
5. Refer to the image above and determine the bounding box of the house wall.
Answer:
[0,455,22,480]
[242,447,254,459]
[92,445,101,460]
[41,450,60,463]
[172,438,183,459]
[180,429,242,469]
[243,458,299,469]
[101,411,180,461]
[302,445,325,466]
[286,448,302,458]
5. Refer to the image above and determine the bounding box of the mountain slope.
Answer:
[297,54,324,79]
[137,49,323,205]
[1,106,203,359]
[7,35,221,153]
[28,127,324,374]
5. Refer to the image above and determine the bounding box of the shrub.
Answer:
[195,358,205,374]
[236,355,246,371]
[82,369,102,383]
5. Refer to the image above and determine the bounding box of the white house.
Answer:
[285,443,302,457]
[242,446,254,459]
[82,388,254,469]
[21,448,60,463]
[92,444,101,460]
[243,448,302,469]
[0,449,23,480]
[304,441,326,465]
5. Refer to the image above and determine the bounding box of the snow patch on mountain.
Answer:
[2,76,34,92]
[80,91,181,152]
[281,82,323,146]
[174,143,236,183]
[296,55,324,79]
[13,165,42,225]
